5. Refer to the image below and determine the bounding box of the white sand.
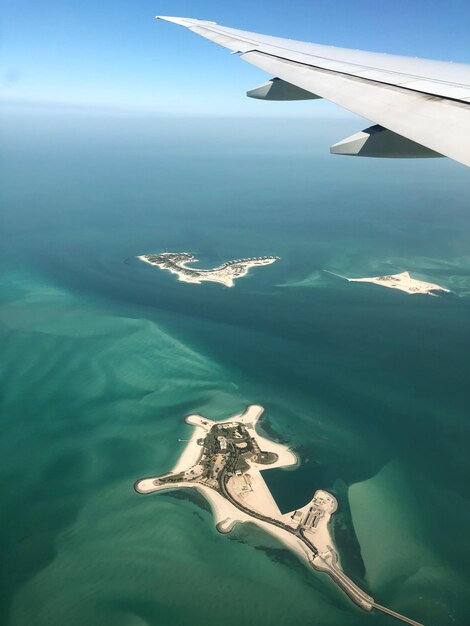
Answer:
[134,406,389,615]
[138,253,279,287]
[171,416,209,473]
[286,489,338,554]
[228,471,283,519]
[237,404,298,469]
[135,406,337,564]
[325,269,450,296]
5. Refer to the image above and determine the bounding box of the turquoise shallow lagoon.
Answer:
[1,111,470,626]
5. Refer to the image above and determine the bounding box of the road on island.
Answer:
[218,443,318,551]
[136,429,424,626]
[217,444,424,626]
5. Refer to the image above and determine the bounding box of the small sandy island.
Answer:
[135,405,423,626]
[325,270,450,296]
[138,252,279,287]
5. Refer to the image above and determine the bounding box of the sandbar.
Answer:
[325,269,450,296]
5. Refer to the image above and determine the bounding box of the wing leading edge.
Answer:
[156,16,470,167]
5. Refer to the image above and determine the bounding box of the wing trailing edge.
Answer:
[156,16,470,167]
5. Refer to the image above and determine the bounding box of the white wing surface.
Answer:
[157,16,470,167]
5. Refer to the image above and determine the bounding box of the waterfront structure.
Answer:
[138,252,279,287]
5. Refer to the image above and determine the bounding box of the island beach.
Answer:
[325,269,450,296]
[138,252,279,287]
[135,406,423,626]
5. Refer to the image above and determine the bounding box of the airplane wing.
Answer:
[156,16,470,167]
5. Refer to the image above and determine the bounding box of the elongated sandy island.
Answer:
[325,269,450,296]
[138,252,279,287]
[135,405,423,626]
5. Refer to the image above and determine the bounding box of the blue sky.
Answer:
[2,0,470,116]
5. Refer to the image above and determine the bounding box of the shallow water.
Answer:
[1,112,470,626]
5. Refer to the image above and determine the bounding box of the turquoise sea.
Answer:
[1,109,470,626]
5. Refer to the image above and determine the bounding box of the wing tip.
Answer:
[155,15,187,25]
[155,15,217,26]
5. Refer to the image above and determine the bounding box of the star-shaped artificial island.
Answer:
[135,405,423,626]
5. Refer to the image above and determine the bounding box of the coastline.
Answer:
[137,252,279,287]
[134,405,424,625]
[135,406,371,610]
[324,269,450,296]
